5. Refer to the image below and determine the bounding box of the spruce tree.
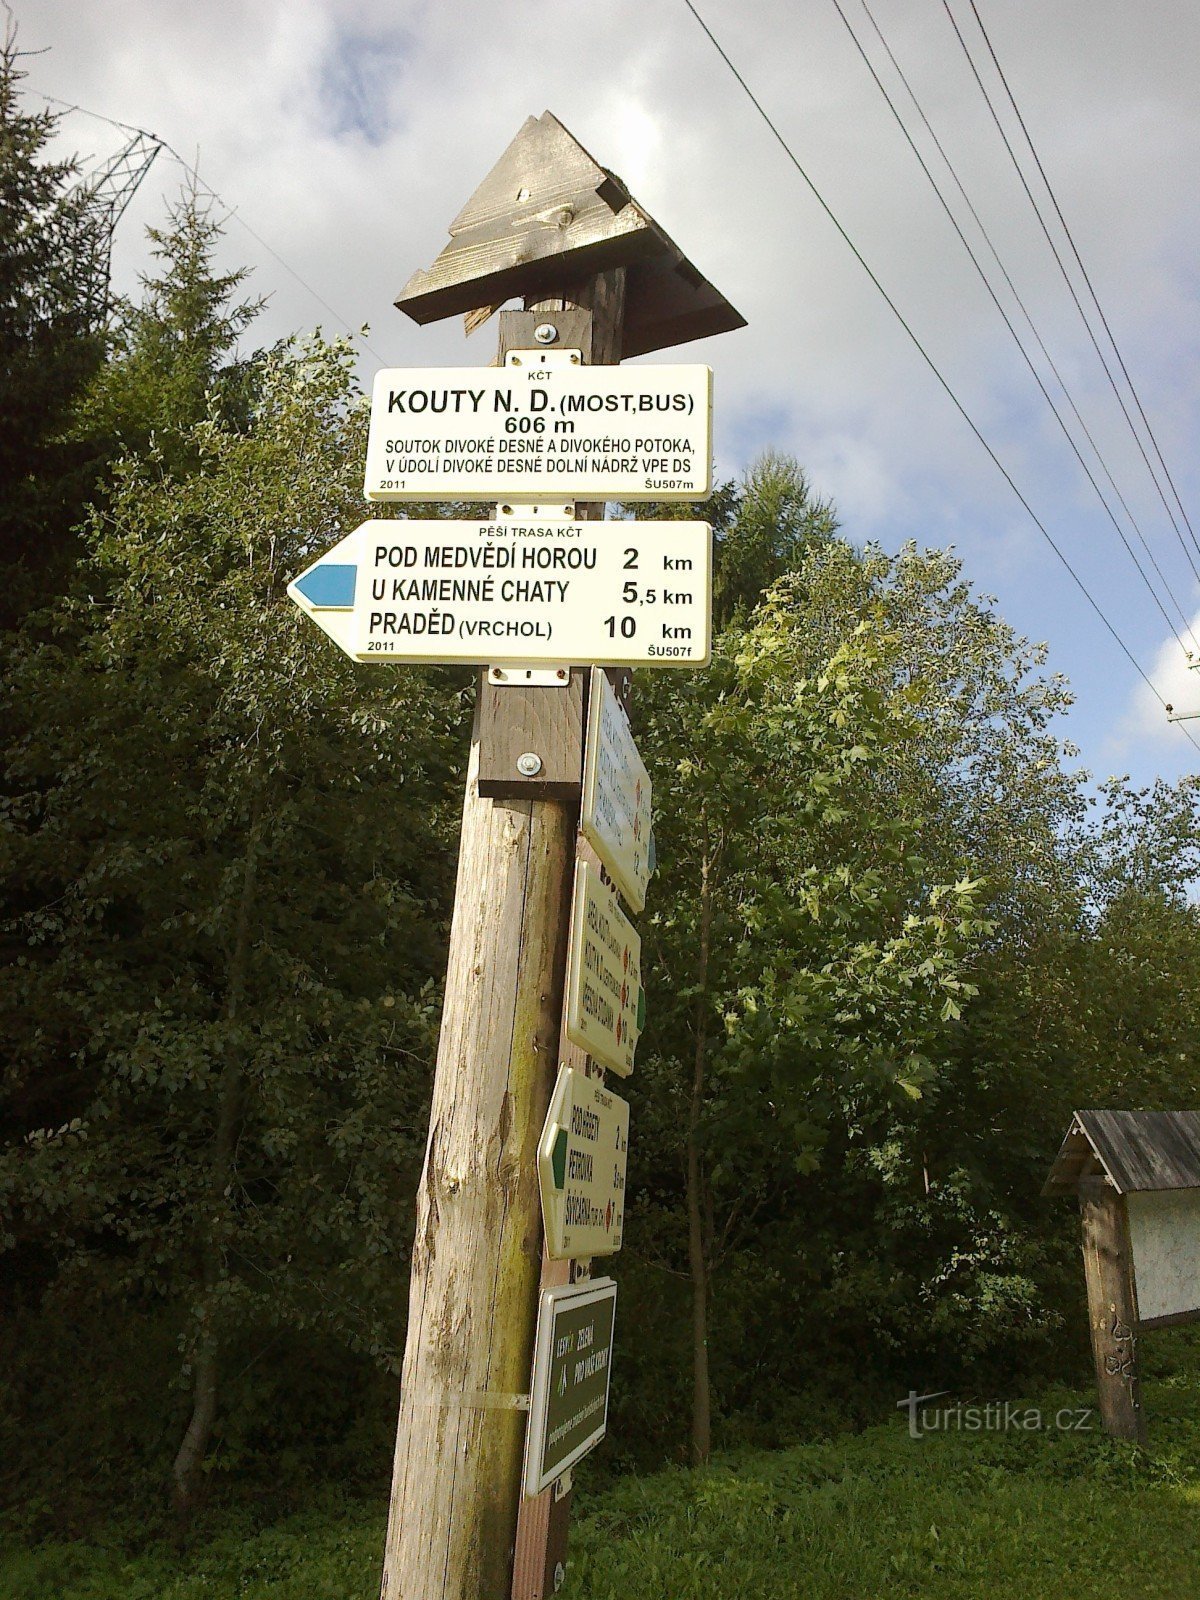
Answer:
[0,22,105,626]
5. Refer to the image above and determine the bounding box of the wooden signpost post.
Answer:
[290,109,743,1600]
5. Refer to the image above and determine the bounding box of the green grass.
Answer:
[569,1370,1200,1599]
[3,1349,1198,1599]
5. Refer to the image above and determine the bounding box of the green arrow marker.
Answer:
[552,1128,569,1191]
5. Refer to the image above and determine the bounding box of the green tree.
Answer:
[626,469,990,1464]
[75,179,265,475]
[0,325,465,1515]
[0,21,106,625]
[711,451,837,624]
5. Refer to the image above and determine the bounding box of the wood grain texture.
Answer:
[379,730,576,1600]
[395,110,654,325]
[496,307,595,359]
[477,669,585,801]
[1045,1109,1200,1195]
[1078,1179,1146,1444]
[395,111,743,356]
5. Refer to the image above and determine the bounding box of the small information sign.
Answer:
[565,861,642,1077]
[538,1067,629,1260]
[364,360,712,502]
[288,519,711,668]
[523,1277,617,1497]
[582,669,652,913]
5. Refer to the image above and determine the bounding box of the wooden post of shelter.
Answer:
[1077,1176,1145,1443]
[378,113,743,1600]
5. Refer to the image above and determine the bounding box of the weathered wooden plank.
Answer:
[398,206,656,327]
[1046,1110,1200,1196]
[1077,1109,1200,1194]
[448,112,618,235]
[396,111,743,357]
[477,669,586,801]
[1078,1178,1146,1443]
[496,306,594,358]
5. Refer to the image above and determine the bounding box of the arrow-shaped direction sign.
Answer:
[288,519,712,668]
[538,1066,629,1260]
[294,563,356,608]
[286,530,360,659]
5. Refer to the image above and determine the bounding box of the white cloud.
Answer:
[13,0,1200,784]
[1116,613,1200,759]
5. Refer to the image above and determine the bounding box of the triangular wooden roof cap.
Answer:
[396,111,745,359]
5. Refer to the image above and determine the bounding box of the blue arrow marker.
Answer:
[295,563,356,608]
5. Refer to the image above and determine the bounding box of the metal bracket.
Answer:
[492,503,576,521]
[488,664,571,688]
[487,499,577,687]
[505,347,583,369]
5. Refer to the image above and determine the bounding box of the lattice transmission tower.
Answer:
[64,129,162,323]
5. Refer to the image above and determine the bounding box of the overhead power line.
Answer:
[678,0,1200,755]
[942,1,1200,571]
[33,90,387,364]
[831,0,1199,656]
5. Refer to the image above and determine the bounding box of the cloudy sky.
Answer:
[17,0,1200,791]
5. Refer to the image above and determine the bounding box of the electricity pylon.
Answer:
[64,129,162,323]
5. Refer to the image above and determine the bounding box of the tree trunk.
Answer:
[172,810,260,1518]
[686,848,713,1466]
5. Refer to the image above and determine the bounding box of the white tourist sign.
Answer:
[565,861,642,1077]
[288,519,711,668]
[582,669,652,913]
[364,358,712,502]
[538,1066,629,1261]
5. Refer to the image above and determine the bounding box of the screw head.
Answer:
[516,752,543,777]
[533,323,559,345]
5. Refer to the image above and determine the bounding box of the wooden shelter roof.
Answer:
[1042,1109,1200,1197]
